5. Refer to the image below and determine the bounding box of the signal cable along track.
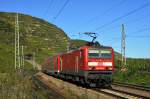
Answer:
[111,82,150,99]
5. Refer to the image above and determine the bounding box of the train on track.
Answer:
[42,33,115,87]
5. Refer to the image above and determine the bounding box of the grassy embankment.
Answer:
[0,44,50,98]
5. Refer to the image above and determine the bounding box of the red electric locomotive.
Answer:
[42,33,115,87]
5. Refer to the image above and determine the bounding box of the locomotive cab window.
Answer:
[88,50,99,58]
[100,50,112,58]
[88,49,112,58]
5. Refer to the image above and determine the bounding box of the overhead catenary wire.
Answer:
[52,0,69,22]
[98,13,150,34]
[87,0,127,24]
[126,35,150,38]
[105,34,150,44]
[93,2,150,31]
[130,27,150,34]
[98,25,150,42]
[43,0,54,17]
[126,27,150,38]
[102,26,150,45]
[125,26,150,37]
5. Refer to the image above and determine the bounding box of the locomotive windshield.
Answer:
[88,49,112,58]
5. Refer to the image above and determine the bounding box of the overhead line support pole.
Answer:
[121,24,126,67]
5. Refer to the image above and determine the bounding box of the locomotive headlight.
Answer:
[102,62,112,66]
[88,62,98,66]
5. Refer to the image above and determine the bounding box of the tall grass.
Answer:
[0,67,49,99]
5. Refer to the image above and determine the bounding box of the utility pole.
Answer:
[121,24,126,68]
[33,52,36,69]
[21,45,24,68]
[15,17,17,69]
[15,13,21,69]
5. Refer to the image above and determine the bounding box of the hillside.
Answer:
[69,39,88,49]
[0,12,70,98]
[0,12,69,72]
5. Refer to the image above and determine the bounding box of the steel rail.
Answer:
[113,82,150,91]
[94,88,128,99]
[112,82,150,98]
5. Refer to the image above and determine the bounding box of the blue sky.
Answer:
[0,0,150,58]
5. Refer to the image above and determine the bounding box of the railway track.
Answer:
[33,72,150,99]
[92,82,150,99]
[113,82,150,91]
[111,82,150,98]
[94,88,149,99]
[94,88,140,99]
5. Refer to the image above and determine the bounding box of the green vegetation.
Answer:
[114,57,150,86]
[0,12,69,98]
[0,64,51,99]
[70,39,88,48]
